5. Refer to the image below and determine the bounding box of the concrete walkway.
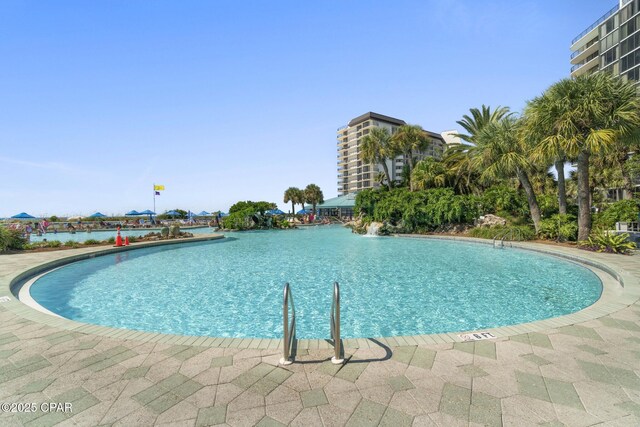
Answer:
[0,238,639,426]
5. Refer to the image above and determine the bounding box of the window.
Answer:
[621,49,640,71]
[603,47,617,66]
[605,16,615,34]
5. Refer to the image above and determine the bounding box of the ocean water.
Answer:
[29,226,602,339]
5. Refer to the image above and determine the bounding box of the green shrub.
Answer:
[106,237,115,244]
[468,225,535,241]
[355,187,480,232]
[84,239,101,245]
[481,185,529,217]
[128,236,138,243]
[579,230,636,254]
[538,214,578,242]
[64,240,80,248]
[46,240,62,248]
[0,227,27,251]
[592,200,640,229]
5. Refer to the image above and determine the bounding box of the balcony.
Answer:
[571,37,599,64]
[571,54,600,77]
[571,4,618,47]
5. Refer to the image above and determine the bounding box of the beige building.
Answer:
[570,0,640,83]
[336,112,445,196]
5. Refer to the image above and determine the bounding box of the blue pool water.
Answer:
[28,226,214,243]
[29,226,602,339]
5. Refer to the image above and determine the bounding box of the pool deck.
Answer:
[0,235,639,426]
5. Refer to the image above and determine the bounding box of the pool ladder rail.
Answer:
[280,281,344,365]
[280,282,296,366]
[492,228,524,248]
[330,282,344,364]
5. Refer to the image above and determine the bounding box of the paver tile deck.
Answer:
[0,237,639,425]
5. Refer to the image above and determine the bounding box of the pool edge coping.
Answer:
[0,232,638,350]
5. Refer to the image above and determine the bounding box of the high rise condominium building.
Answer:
[336,112,445,196]
[570,0,640,83]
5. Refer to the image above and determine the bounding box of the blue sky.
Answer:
[0,0,614,218]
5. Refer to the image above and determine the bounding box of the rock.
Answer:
[475,214,507,227]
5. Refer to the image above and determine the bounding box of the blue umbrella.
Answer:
[125,210,140,216]
[138,210,156,215]
[197,211,211,217]
[219,212,229,217]
[297,209,313,215]
[165,210,180,216]
[266,209,285,215]
[11,212,35,219]
[88,212,106,218]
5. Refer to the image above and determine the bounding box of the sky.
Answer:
[0,0,617,218]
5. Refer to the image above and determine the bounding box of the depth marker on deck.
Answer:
[459,332,496,341]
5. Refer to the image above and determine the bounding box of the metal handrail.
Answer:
[493,228,523,248]
[279,282,295,365]
[571,3,619,45]
[330,282,344,364]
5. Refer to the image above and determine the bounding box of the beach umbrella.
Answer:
[165,210,180,216]
[125,210,140,216]
[266,209,285,215]
[297,209,313,215]
[219,212,229,217]
[88,212,106,218]
[138,210,156,215]
[197,211,211,217]
[11,212,35,219]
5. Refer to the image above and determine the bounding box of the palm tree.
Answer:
[411,157,449,190]
[526,73,640,240]
[361,127,396,190]
[304,184,324,214]
[456,105,511,144]
[283,187,304,215]
[392,124,430,190]
[472,116,543,232]
[524,95,571,214]
[441,144,484,195]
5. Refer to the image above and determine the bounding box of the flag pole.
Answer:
[153,183,156,215]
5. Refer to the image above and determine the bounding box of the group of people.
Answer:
[9,220,51,240]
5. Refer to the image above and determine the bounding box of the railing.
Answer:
[279,282,296,365]
[571,52,599,72]
[570,36,599,59]
[616,221,640,232]
[330,282,344,364]
[493,228,524,248]
[571,3,619,45]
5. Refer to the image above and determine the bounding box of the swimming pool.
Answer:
[28,226,214,243]
[28,226,602,339]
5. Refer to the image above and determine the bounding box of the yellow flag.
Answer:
[154,185,165,191]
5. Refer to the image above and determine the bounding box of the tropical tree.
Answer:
[522,111,570,214]
[361,127,396,190]
[392,124,430,190]
[441,144,484,195]
[411,157,449,190]
[472,116,543,232]
[526,73,640,240]
[456,104,511,144]
[283,187,305,215]
[304,184,324,213]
